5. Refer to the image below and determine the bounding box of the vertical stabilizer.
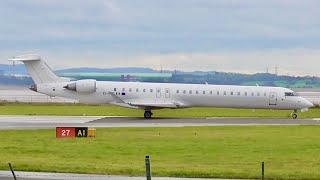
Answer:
[9,54,65,84]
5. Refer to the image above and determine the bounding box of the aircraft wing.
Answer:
[108,92,126,103]
[108,92,185,109]
[127,101,181,108]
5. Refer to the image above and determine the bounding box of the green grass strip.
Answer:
[1,126,320,179]
[0,103,319,118]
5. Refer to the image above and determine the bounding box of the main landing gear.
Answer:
[291,113,298,119]
[291,109,298,119]
[144,110,153,119]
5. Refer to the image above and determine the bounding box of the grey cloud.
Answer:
[0,0,320,75]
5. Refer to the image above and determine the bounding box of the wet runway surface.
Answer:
[91,116,320,125]
[0,115,320,129]
[0,171,232,180]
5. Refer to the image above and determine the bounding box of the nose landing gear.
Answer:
[144,110,153,119]
[291,113,298,119]
[291,110,298,119]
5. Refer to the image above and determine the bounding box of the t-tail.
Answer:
[9,54,69,90]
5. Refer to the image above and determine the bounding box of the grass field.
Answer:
[1,126,320,179]
[0,103,319,118]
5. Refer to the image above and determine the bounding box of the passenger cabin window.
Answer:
[183,90,186,94]
[176,90,179,94]
[143,89,146,93]
[264,92,267,96]
[251,92,254,96]
[196,90,199,94]
[189,90,192,94]
[129,88,132,92]
[136,88,139,92]
[210,91,213,95]
[230,91,234,95]
[122,88,125,91]
[285,92,296,96]
[257,92,260,96]
[114,88,117,91]
[203,91,205,95]
[237,92,240,96]
[223,91,226,96]
[150,89,153,93]
[245,92,248,96]
[217,91,220,95]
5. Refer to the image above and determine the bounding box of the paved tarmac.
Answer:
[0,171,234,180]
[0,115,320,129]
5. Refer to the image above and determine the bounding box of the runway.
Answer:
[0,115,320,129]
[0,171,235,180]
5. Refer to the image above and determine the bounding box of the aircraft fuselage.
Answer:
[35,81,313,111]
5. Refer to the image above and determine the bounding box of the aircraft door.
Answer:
[156,88,161,98]
[165,88,170,98]
[269,92,277,105]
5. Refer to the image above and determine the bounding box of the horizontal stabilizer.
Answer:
[8,54,41,61]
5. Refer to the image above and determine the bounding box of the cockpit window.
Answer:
[285,92,297,96]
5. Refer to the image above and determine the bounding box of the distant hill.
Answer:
[171,72,320,88]
[0,75,32,85]
[1,63,320,88]
[56,67,157,73]
[0,64,27,75]
[0,64,158,74]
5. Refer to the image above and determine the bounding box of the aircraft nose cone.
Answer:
[304,100,314,108]
[299,97,314,108]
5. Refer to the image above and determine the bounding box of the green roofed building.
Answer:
[57,72,172,82]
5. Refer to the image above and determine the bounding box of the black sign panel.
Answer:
[75,127,88,137]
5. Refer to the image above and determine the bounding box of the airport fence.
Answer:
[4,160,264,180]
[8,159,319,180]
[0,94,78,103]
[8,163,16,180]
[142,156,320,180]
[5,158,320,180]
[0,89,78,103]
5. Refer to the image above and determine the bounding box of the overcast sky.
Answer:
[1,0,320,75]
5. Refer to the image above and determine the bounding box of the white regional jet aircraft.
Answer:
[10,54,313,119]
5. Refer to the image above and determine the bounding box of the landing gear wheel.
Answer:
[292,113,298,119]
[144,111,153,119]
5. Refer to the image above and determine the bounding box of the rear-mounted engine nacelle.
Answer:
[64,79,96,94]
